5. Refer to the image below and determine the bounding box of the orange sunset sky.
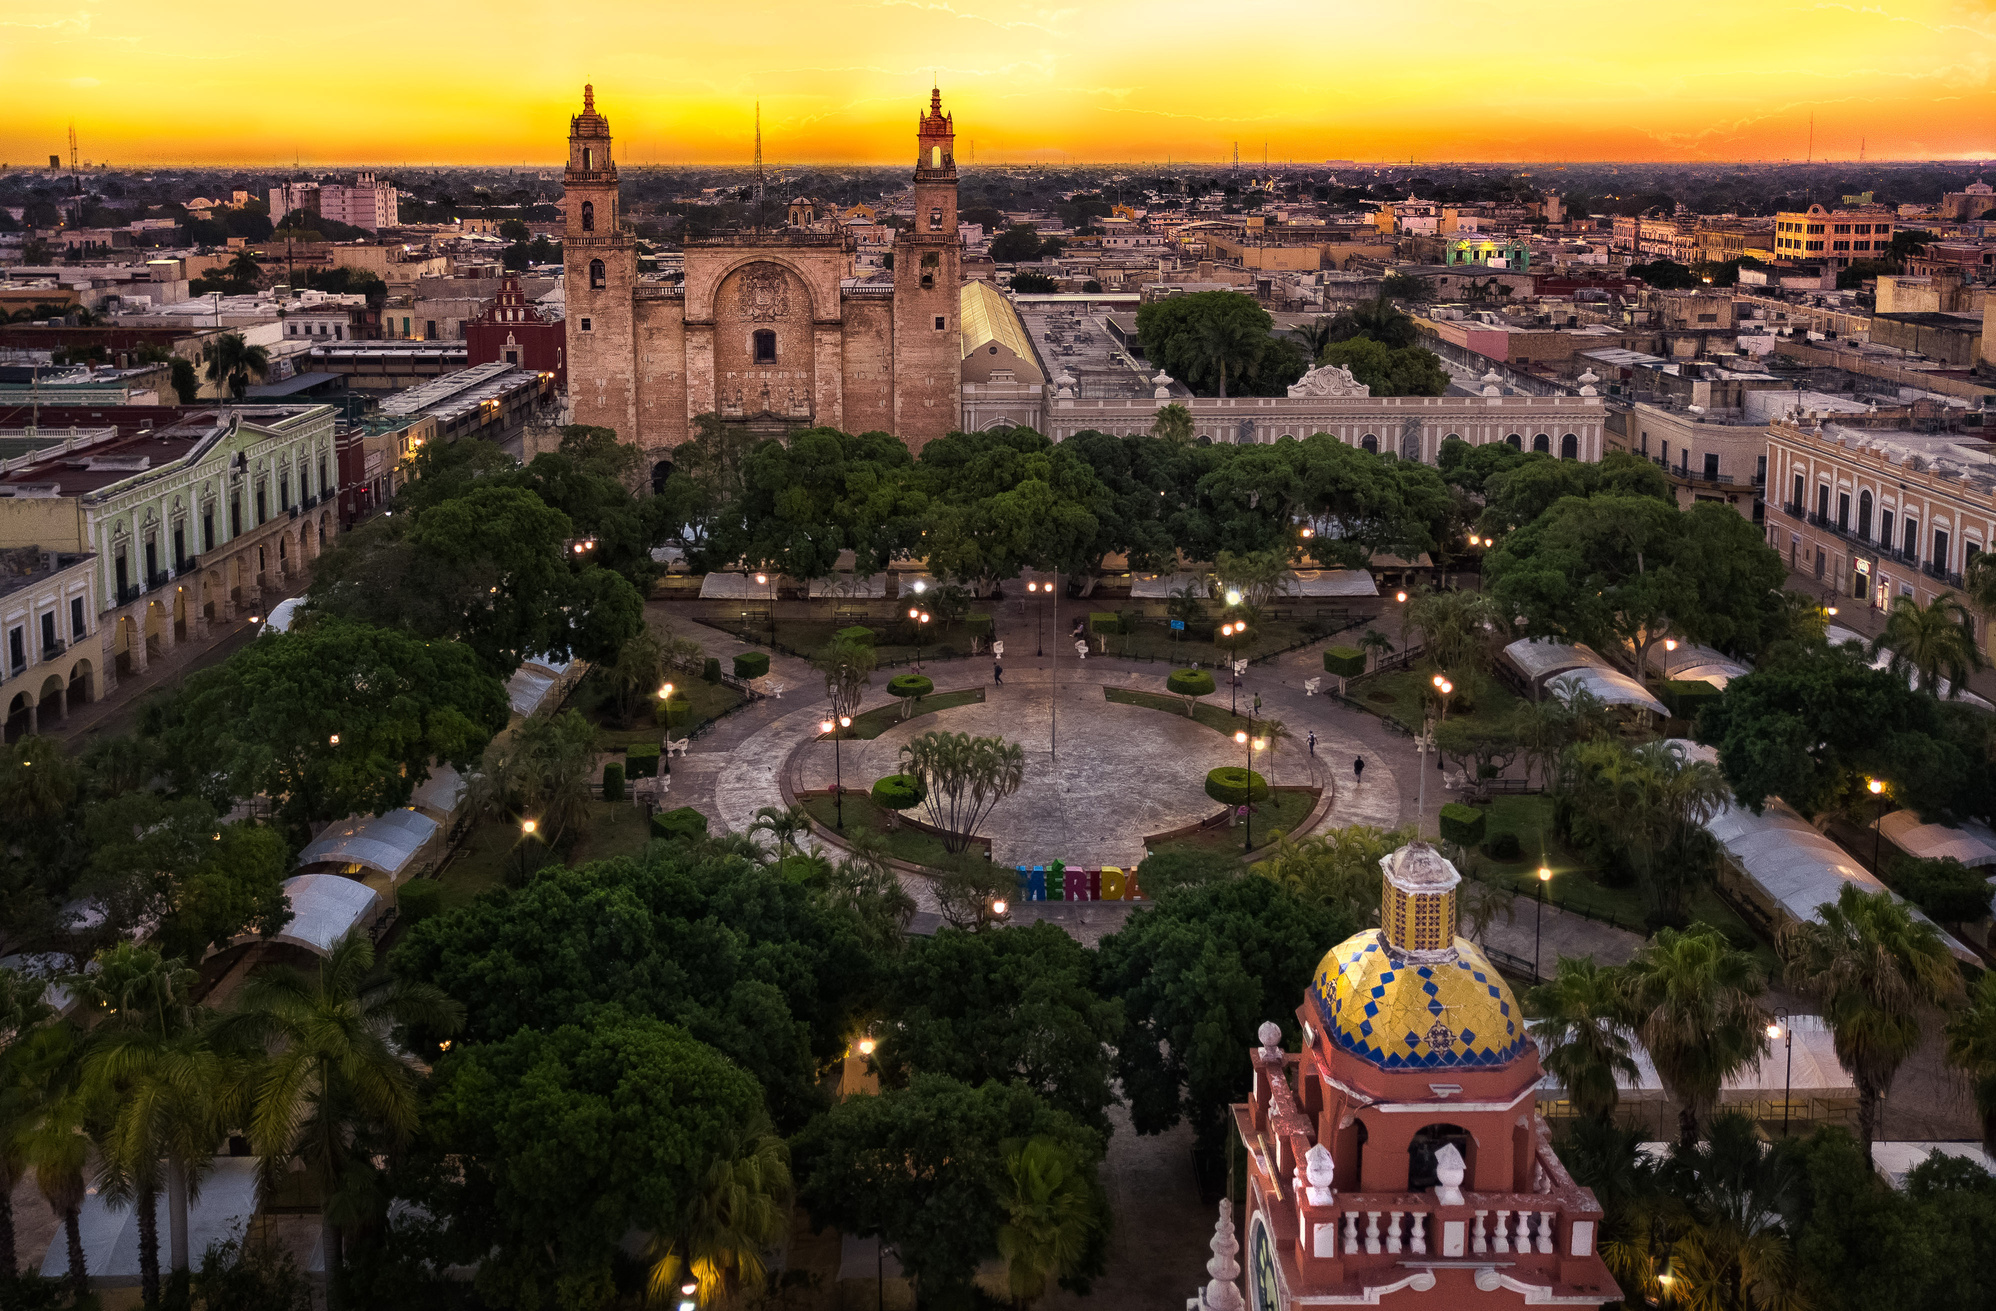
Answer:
[1,0,1991,166]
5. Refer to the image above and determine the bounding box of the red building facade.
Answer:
[465,275,565,388]
[1232,842,1622,1310]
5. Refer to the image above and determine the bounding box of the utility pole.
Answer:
[753,102,766,231]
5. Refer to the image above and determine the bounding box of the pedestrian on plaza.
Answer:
[994,661,1004,684]
[1308,730,1317,756]
[1253,693,1262,715]
[1353,756,1365,784]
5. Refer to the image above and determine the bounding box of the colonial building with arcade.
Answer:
[1225,841,1621,1310]
[562,85,963,461]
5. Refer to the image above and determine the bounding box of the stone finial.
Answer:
[1576,368,1600,396]
[1434,1143,1466,1205]
[1480,369,1504,397]
[1192,1198,1244,1311]
[1305,1144,1336,1206]
[1257,1021,1284,1058]
[1055,372,1076,398]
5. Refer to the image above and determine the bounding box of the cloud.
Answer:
[1,10,92,31]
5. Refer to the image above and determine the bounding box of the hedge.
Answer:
[733,651,771,680]
[1323,646,1366,679]
[1166,668,1217,698]
[887,673,934,700]
[1483,831,1522,861]
[1439,802,1487,848]
[601,761,625,802]
[871,773,926,810]
[651,806,709,841]
[1205,767,1269,807]
[702,657,721,682]
[626,743,661,779]
[963,613,993,638]
[835,625,878,645]
[1661,679,1723,719]
[1089,611,1124,636]
[397,879,443,926]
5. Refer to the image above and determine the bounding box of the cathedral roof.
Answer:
[1311,930,1526,1072]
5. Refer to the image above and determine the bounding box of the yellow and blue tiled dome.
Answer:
[1311,931,1527,1071]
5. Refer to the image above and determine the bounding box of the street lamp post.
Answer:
[657,681,675,756]
[1768,1011,1794,1136]
[1028,579,1047,656]
[908,607,931,669]
[1222,622,1243,713]
[1534,863,1552,983]
[755,571,776,648]
[1867,777,1886,871]
[1234,728,1267,853]
[821,715,852,831]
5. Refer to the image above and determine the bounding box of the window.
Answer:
[1792,473,1804,508]
[257,485,267,525]
[920,250,939,289]
[1904,517,1919,558]
[40,611,56,657]
[173,525,186,568]
[933,315,947,330]
[7,627,21,674]
[425,320,437,339]
[144,539,157,584]
[752,329,776,363]
[70,597,85,641]
[280,472,290,511]
[1505,433,1521,449]
[1934,528,1950,571]
[1837,492,1850,532]
[504,349,519,365]
[1532,433,1549,453]
[581,200,595,231]
[929,145,942,169]
[580,318,592,332]
[1857,490,1872,539]
[589,259,605,289]
[1562,433,1579,460]
[1817,485,1830,520]
[1704,452,1720,479]
[1880,509,1894,549]
[1361,434,1378,454]
[230,494,241,538]
[1697,312,1717,323]
[929,207,943,231]
[582,148,592,171]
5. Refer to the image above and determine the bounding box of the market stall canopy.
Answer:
[1548,667,1669,716]
[1538,1014,1851,1101]
[40,1157,260,1286]
[808,574,888,599]
[407,762,468,821]
[258,873,382,955]
[296,808,439,880]
[1878,810,1996,869]
[1502,637,1603,685]
[1288,569,1379,598]
[1130,572,1208,599]
[1872,1142,1996,1190]
[699,572,780,599]
[259,596,306,635]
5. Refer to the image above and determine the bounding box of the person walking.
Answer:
[993,661,1004,684]
[1353,756,1365,785]
[1307,730,1317,756]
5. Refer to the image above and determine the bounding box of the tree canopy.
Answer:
[1136,291,1309,398]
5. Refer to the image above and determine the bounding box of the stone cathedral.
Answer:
[562,85,964,456]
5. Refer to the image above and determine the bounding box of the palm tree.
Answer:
[1253,824,1412,923]
[898,731,1025,854]
[201,332,271,400]
[1944,970,1996,1153]
[645,1113,793,1306]
[1526,957,1639,1124]
[70,944,205,1307]
[1966,551,1996,633]
[995,1137,1101,1308]
[607,627,667,727]
[1873,593,1984,698]
[1404,586,1497,682]
[218,931,462,1307]
[1621,924,1770,1148]
[1260,719,1291,786]
[224,248,264,289]
[1782,884,1963,1165]
[748,805,811,862]
[17,1023,93,1304]
[479,709,599,847]
[1357,627,1396,673]
[1658,1113,1807,1311]
[1457,875,1517,945]
[0,967,55,1283]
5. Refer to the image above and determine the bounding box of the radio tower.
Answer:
[753,102,766,229]
[67,123,78,171]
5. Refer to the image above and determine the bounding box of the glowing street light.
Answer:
[1867,777,1887,869]
[856,1037,876,1056]
[1395,590,1408,603]
[1534,863,1553,981]
[1225,588,1243,607]
[1027,579,1050,655]
[329,734,340,746]
[820,715,853,831]
[521,818,538,836]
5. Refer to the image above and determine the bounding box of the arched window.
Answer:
[589,259,605,289]
[1361,434,1379,454]
[581,200,595,232]
[581,148,592,171]
[650,459,673,495]
[753,329,776,364]
[1560,433,1578,460]
[1857,490,1873,540]
[1505,433,1522,449]
[1408,1123,1475,1192]
[930,145,942,169]
[1532,433,1550,453]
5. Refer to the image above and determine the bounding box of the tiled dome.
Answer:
[1311,930,1527,1071]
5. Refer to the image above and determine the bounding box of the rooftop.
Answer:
[376,361,539,425]
[0,545,95,600]
[0,406,321,498]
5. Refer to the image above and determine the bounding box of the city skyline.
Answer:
[2,0,1992,167]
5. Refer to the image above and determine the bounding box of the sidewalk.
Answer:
[53,604,280,745]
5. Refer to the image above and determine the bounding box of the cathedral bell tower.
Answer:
[563,84,638,440]
[891,87,962,450]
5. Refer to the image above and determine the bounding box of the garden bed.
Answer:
[567,666,746,751]
[841,688,985,739]
[1105,686,1291,744]
[1346,668,1524,736]
[797,790,990,870]
[1144,787,1319,860]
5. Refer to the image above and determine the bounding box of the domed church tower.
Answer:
[1225,841,1621,1310]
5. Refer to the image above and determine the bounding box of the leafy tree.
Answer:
[1252,824,1412,923]
[897,731,1025,853]
[392,843,883,1129]
[1380,271,1432,302]
[1322,294,1420,349]
[163,617,508,837]
[201,333,270,398]
[418,1014,764,1311]
[1136,291,1304,398]
[793,1074,1103,1298]
[815,634,876,725]
[1526,956,1639,1123]
[703,427,923,580]
[516,425,663,590]
[1621,924,1769,1148]
[1099,877,1356,1159]
[996,1136,1106,1307]
[218,932,462,1306]
[990,225,1050,262]
[879,924,1122,1134]
[1629,259,1698,289]
[1011,271,1057,293]
[1559,738,1729,930]
[1888,855,1993,925]
[77,796,290,962]
[1317,336,1447,396]
[914,428,1111,588]
[1781,884,1963,1163]
[1945,971,1996,1152]
[1873,594,1984,698]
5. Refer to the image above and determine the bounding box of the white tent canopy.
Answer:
[1130,572,1207,599]
[1878,810,1996,870]
[808,574,888,599]
[1872,1142,1996,1190]
[1538,1015,1852,1102]
[40,1157,260,1285]
[1656,640,1750,684]
[259,596,306,635]
[1288,569,1379,598]
[408,763,469,820]
[506,667,556,716]
[700,571,779,599]
[1502,637,1603,685]
[1548,667,1669,716]
[1828,625,1994,710]
[296,808,439,880]
[258,874,381,955]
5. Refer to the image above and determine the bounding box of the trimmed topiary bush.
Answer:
[601,761,625,802]
[1205,766,1269,807]
[1323,646,1366,679]
[702,657,721,682]
[626,743,661,779]
[651,806,709,841]
[836,625,878,645]
[1483,831,1522,861]
[887,673,934,718]
[963,614,993,640]
[1166,668,1216,697]
[397,879,443,926]
[1089,612,1124,636]
[871,773,927,810]
[1661,679,1723,720]
[1439,802,1487,848]
[733,651,770,680]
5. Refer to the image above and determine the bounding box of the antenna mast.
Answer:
[753,102,765,229]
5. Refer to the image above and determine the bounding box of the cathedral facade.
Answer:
[562,86,963,458]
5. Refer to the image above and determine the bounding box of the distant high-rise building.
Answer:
[1772,202,1894,270]
[268,173,399,233]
